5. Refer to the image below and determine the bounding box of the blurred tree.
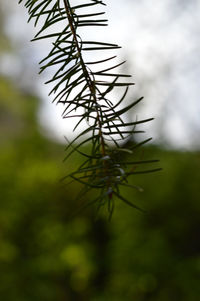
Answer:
[1,75,200,300]
[0,75,111,300]
[0,5,11,54]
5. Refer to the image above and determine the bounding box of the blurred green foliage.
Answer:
[0,76,200,301]
[0,4,13,54]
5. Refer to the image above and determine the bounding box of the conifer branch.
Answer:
[18,0,160,217]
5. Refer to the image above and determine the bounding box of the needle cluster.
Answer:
[19,0,160,218]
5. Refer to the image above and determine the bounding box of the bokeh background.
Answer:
[0,0,200,300]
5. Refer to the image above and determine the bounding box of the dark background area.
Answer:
[1,76,200,300]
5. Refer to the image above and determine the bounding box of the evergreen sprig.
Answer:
[19,0,160,218]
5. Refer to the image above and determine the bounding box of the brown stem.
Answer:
[63,0,106,157]
[63,0,112,199]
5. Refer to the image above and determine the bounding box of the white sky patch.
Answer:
[1,0,200,149]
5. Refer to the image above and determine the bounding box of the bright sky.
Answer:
[1,0,200,149]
